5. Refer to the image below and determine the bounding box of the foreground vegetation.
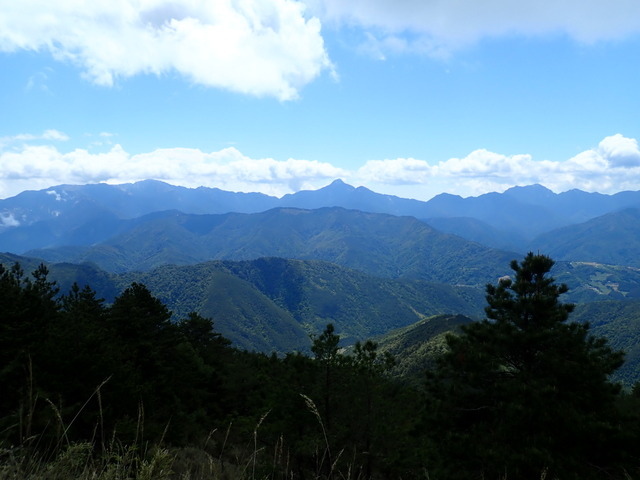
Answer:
[2,255,640,479]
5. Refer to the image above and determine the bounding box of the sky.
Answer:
[1,0,640,201]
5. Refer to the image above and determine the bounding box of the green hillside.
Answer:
[555,261,640,303]
[5,252,640,369]
[572,299,640,387]
[3,253,640,479]
[531,208,640,266]
[117,258,486,351]
[374,313,473,383]
[374,298,640,388]
[28,207,516,286]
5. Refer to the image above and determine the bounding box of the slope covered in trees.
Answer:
[530,208,640,266]
[4,250,640,357]
[121,259,485,350]
[2,257,640,479]
[26,207,516,285]
[373,313,474,384]
[0,253,486,352]
[572,299,640,386]
[0,262,425,478]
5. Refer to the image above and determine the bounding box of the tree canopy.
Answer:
[424,252,629,479]
[2,257,640,479]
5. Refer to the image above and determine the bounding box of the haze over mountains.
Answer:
[2,178,640,378]
[3,178,640,259]
[3,178,640,299]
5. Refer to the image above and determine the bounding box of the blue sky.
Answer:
[1,0,639,200]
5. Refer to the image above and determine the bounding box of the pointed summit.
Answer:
[323,178,356,192]
[280,179,356,208]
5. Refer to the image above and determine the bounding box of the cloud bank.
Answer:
[0,135,346,198]
[356,134,640,196]
[307,0,640,57]
[2,1,639,96]
[1,131,639,200]
[0,0,332,100]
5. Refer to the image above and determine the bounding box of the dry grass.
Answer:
[0,387,361,480]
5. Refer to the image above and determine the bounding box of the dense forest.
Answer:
[2,255,640,479]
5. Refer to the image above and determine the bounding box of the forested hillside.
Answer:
[2,257,640,479]
[25,207,516,285]
[0,253,486,352]
[573,300,640,386]
[373,313,473,383]
[118,259,486,351]
[530,208,640,267]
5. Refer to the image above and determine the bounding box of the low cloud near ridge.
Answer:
[1,132,639,200]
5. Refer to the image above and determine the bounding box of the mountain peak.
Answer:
[503,184,556,204]
[504,184,555,195]
[323,179,356,191]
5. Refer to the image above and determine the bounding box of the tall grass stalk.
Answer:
[300,394,339,480]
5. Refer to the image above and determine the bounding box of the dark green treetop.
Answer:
[424,253,627,479]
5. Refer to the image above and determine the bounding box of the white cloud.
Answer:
[305,0,640,57]
[597,133,640,167]
[0,130,69,148]
[0,213,20,227]
[2,132,640,200]
[354,134,640,198]
[0,0,333,100]
[0,140,347,198]
[42,130,70,141]
[46,190,63,201]
[25,68,53,92]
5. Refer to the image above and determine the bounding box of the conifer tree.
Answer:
[424,253,627,479]
[0,263,60,444]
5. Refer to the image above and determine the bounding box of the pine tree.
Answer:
[0,263,60,444]
[311,323,340,430]
[424,253,627,479]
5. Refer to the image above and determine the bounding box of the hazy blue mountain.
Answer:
[513,186,640,224]
[530,208,640,267]
[27,207,518,286]
[424,216,527,252]
[4,180,640,254]
[423,189,569,239]
[0,179,278,223]
[279,179,430,217]
[502,184,558,205]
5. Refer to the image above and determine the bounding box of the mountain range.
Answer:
[3,179,640,258]
[22,207,517,286]
[3,179,640,383]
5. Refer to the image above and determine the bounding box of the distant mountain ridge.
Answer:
[3,179,640,255]
[24,207,516,286]
[529,208,640,267]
